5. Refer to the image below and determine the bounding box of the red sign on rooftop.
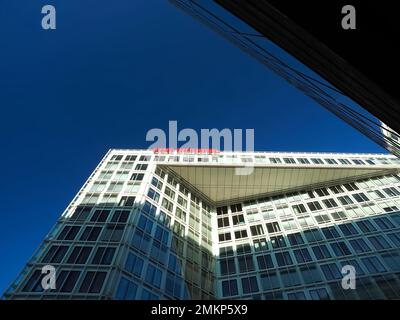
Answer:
[152,148,220,154]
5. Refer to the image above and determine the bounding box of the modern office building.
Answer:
[4,149,400,300]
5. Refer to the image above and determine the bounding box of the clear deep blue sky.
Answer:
[0,0,385,294]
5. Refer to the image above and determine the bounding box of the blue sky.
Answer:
[0,0,385,294]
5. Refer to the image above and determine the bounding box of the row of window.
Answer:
[108,153,400,166]
[220,252,400,298]
[22,269,107,294]
[219,238,400,276]
[219,214,400,244]
[42,244,116,265]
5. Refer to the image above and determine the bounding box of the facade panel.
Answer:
[3,149,400,300]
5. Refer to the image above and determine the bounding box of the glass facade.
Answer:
[3,149,400,300]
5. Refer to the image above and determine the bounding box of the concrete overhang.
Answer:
[160,163,400,205]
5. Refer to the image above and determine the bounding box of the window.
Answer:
[281,219,297,231]
[250,224,264,236]
[270,157,282,164]
[297,158,310,164]
[287,233,305,246]
[231,203,242,213]
[162,198,174,212]
[164,186,175,200]
[339,259,365,276]
[107,182,123,193]
[339,223,359,236]
[81,193,99,205]
[58,225,80,241]
[343,183,358,191]
[270,235,286,249]
[300,265,322,284]
[294,248,313,263]
[119,196,135,207]
[321,226,340,239]
[315,188,330,197]
[54,270,80,293]
[349,238,372,254]
[234,229,248,240]
[101,224,124,242]
[22,270,44,292]
[130,173,144,181]
[310,288,330,300]
[321,263,342,280]
[142,201,157,218]
[42,245,69,264]
[312,245,332,260]
[217,217,230,228]
[80,226,102,241]
[331,211,347,221]
[220,258,236,276]
[388,232,400,247]
[238,255,255,273]
[297,216,316,228]
[116,277,138,300]
[175,207,186,222]
[374,217,396,230]
[266,222,281,233]
[330,185,344,194]
[304,229,324,243]
[339,159,351,165]
[79,271,107,293]
[330,242,351,257]
[70,206,92,221]
[132,230,152,253]
[307,201,323,212]
[292,204,307,215]
[256,254,274,270]
[311,158,324,164]
[236,243,252,255]
[361,256,387,273]
[90,209,111,223]
[108,155,122,162]
[111,210,130,223]
[353,193,369,203]
[92,247,116,265]
[159,211,171,228]
[356,220,377,233]
[280,269,301,287]
[275,251,293,267]
[368,235,392,250]
[383,187,400,197]
[219,246,234,257]
[145,264,163,288]
[218,232,231,242]
[283,158,296,164]
[147,188,160,203]
[322,198,338,209]
[141,289,158,300]
[287,291,307,300]
[260,271,281,291]
[135,163,148,171]
[138,215,153,234]
[222,280,238,297]
[381,252,400,271]
[217,206,228,216]
[67,246,92,264]
[232,214,245,225]
[154,225,170,245]
[125,155,137,162]
[241,276,259,294]
[253,238,269,252]
[315,214,331,224]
